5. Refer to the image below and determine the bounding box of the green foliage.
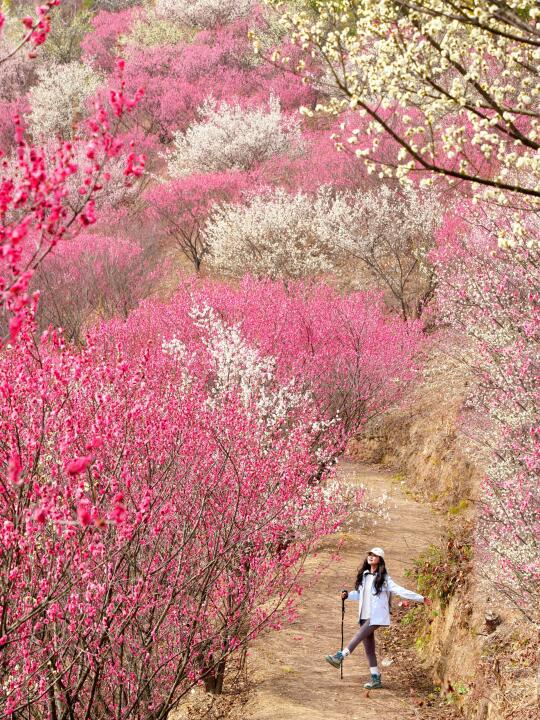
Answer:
[400,605,423,626]
[406,524,473,608]
[41,4,94,63]
[445,680,470,704]
[448,499,470,516]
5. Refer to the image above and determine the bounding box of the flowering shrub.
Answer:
[145,171,249,271]
[167,96,301,175]
[155,0,253,28]
[324,185,443,319]
[205,183,442,294]
[33,234,163,342]
[434,209,540,623]
[251,125,365,194]
[0,30,32,101]
[28,61,103,138]
[205,187,337,279]
[81,8,135,71]
[115,277,423,436]
[0,301,350,716]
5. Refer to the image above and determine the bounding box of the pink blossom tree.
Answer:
[81,7,136,72]
[0,300,355,716]
[115,277,424,438]
[145,171,249,272]
[32,233,163,341]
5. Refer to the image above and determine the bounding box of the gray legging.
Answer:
[346,619,380,667]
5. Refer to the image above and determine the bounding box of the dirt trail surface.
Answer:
[245,461,457,720]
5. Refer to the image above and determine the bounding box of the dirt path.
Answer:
[244,461,457,720]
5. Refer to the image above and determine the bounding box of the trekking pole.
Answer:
[340,596,345,680]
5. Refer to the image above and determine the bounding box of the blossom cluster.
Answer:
[205,184,441,307]
[28,61,103,138]
[265,0,540,204]
[0,317,343,716]
[205,187,338,279]
[155,0,253,28]
[433,208,540,621]
[167,96,302,176]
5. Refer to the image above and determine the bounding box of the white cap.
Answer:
[369,547,385,559]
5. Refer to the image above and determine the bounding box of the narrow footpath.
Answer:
[245,461,458,720]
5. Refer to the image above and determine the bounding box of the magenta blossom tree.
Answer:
[0,300,356,717]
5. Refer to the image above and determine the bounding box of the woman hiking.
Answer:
[324,547,430,689]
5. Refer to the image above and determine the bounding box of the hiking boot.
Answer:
[364,673,382,689]
[324,650,345,668]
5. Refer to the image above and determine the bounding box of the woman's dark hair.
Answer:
[355,557,387,595]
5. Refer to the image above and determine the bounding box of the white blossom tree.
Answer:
[323,186,443,319]
[28,61,103,138]
[263,0,540,207]
[155,0,252,28]
[167,96,302,176]
[206,184,442,311]
[205,188,339,280]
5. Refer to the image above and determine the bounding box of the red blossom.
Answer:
[65,456,92,476]
[7,453,22,485]
[76,503,93,527]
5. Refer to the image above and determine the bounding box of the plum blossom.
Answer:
[167,96,301,175]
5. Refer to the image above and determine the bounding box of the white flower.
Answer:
[155,0,252,28]
[167,96,301,175]
[205,187,339,279]
[28,62,103,138]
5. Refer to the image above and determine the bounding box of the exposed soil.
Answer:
[244,461,460,720]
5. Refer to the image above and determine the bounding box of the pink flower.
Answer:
[33,507,47,524]
[65,456,92,475]
[9,314,24,341]
[76,503,92,528]
[8,453,22,485]
[111,502,127,524]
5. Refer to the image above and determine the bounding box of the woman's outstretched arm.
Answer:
[386,576,424,602]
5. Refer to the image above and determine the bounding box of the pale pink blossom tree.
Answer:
[145,172,249,272]
[433,208,540,623]
[32,234,163,341]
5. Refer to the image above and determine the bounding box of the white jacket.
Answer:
[346,571,424,626]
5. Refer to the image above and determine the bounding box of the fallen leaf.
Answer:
[281,665,296,673]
